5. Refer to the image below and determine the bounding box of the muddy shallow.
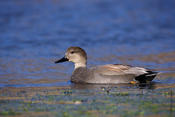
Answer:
[0,0,175,116]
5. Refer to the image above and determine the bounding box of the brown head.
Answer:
[55,47,87,69]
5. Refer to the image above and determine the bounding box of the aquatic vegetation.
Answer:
[0,86,174,117]
[0,109,21,116]
[0,0,175,117]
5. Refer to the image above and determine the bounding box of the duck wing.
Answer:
[91,64,157,83]
[93,64,147,75]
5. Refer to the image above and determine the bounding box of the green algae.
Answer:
[0,86,175,117]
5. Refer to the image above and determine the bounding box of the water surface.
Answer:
[0,0,175,116]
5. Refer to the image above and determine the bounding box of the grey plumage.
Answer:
[55,47,157,84]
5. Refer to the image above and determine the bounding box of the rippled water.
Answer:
[0,0,175,116]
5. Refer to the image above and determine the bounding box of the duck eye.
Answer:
[70,51,74,54]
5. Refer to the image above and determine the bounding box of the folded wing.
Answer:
[91,64,157,83]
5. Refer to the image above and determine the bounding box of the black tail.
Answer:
[135,71,158,83]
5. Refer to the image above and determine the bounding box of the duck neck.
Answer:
[74,62,86,69]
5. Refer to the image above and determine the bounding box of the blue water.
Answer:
[0,0,175,87]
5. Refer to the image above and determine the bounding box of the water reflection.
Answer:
[71,82,175,91]
[0,0,175,116]
[1,82,175,97]
[0,81,175,116]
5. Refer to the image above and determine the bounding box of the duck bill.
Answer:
[55,57,68,63]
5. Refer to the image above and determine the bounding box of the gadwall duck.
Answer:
[55,47,157,84]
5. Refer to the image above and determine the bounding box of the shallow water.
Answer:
[0,0,175,116]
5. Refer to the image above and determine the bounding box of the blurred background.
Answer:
[0,0,175,87]
[0,0,175,117]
